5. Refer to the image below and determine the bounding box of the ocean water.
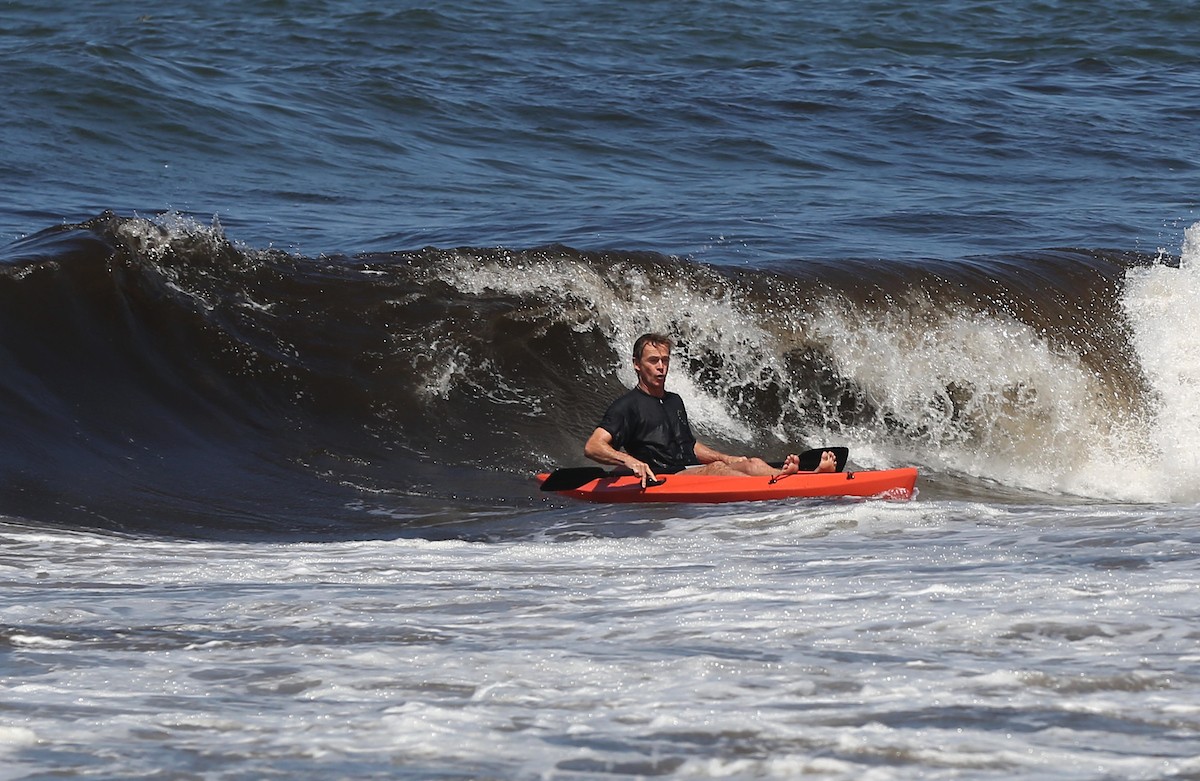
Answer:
[2,0,1200,778]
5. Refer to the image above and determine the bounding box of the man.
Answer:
[584,333,838,486]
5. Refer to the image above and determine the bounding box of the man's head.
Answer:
[632,332,672,397]
[633,332,672,362]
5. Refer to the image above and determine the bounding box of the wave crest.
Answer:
[0,212,1190,534]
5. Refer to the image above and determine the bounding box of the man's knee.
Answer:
[731,457,771,476]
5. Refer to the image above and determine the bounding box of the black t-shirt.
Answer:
[597,388,699,472]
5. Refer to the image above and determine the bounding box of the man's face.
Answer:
[633,342,670,395]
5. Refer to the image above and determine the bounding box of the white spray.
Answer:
[427,231,1200,503]
[1121,221,1200,501]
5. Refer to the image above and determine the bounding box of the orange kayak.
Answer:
[537,467,918,504]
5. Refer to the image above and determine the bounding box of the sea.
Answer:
[2,0,1199,778]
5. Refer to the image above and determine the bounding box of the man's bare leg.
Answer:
[690,458,773,477]
[691,451,837,478]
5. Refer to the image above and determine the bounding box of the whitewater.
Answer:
[3,486,1200,779]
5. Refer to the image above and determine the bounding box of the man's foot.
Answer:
[778,453,801,476]
[779,450,839,474]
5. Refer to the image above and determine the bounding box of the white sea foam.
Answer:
[790,229,1200,503]
[0,726,37,750]
[1122,221,1200,501]
[3,503,1198,780]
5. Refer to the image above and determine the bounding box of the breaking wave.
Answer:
[0,212,1193,537]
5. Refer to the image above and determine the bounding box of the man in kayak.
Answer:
[584,332,838,487]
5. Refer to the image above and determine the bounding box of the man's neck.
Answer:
[637,382,666,399]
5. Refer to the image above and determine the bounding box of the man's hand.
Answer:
[626,459,658,488]
[584,427,658,487]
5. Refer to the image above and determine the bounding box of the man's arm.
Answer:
[585,427,657,486]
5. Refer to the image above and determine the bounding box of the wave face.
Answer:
[1,213,1195,537]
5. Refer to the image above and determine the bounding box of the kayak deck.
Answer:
[537,467,918,504]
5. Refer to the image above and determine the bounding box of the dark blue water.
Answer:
[4,0,1195,261]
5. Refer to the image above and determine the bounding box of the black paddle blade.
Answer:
[539,466,658,491]
[539,467,608,491]
[796,447,849,472]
